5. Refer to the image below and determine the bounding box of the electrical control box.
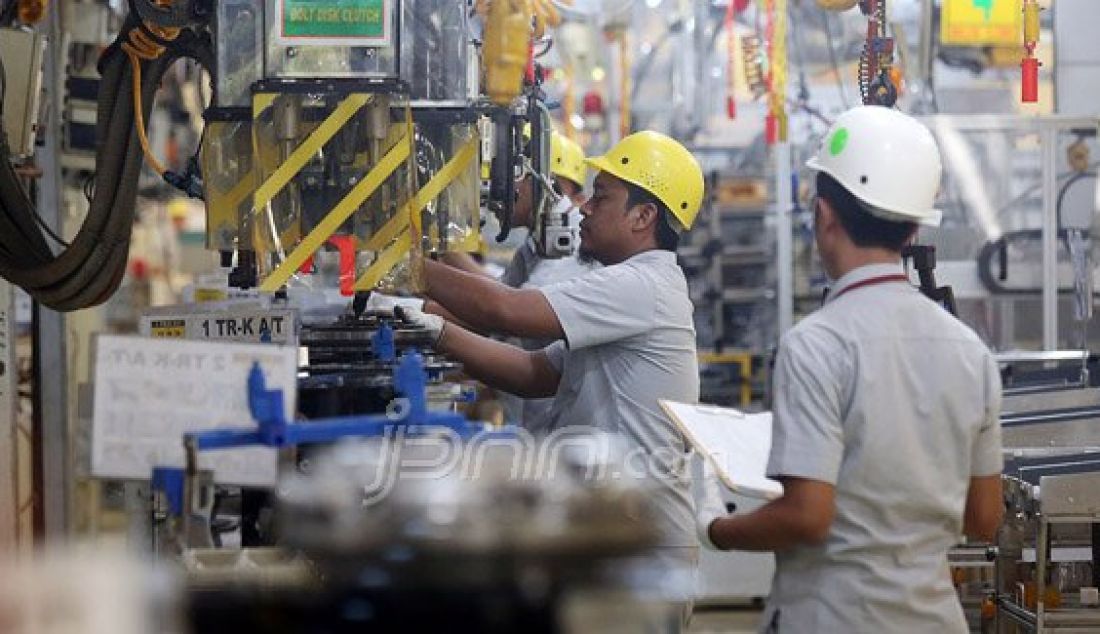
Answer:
[0,28,45,158]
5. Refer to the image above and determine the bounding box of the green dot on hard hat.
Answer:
[829,128,849,156]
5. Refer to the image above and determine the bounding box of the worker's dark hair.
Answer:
[816,172,916,252]
[624,181,680,252]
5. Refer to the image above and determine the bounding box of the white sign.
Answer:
[139,309,296,344]
[91,335,298,487]
[660,400,783,500]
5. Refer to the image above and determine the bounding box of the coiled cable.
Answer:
[0,5,212,310]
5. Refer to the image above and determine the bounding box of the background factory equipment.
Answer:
[0,0,1099,632]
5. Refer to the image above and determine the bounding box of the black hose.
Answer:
[976,229,1075,295]
[0,16,212,311]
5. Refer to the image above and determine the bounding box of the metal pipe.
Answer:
[1000,406,1100,426]
[917,0,934,111]
[33,0,69,540]
[0,279,16,550]
[182,436,198,549]
[777,142,793,335]
[1036,517,1049,628]
[1042,125,1058,350]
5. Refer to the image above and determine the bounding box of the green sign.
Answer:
[280,0,389,45]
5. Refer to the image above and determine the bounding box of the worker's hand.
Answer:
[394,305,445,345]
[693,457,729,551]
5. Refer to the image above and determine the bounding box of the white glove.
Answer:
[691,454,729,551]
[365,292,425,315]
[394,305,445,345]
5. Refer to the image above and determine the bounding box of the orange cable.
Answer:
[120,0,180,176]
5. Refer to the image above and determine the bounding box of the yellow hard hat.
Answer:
[550,132,586,187]
[585,131,703,230]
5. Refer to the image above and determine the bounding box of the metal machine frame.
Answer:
[916,114,1100,351]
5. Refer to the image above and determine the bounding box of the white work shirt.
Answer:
[498,209,598,433]
[763,263,1002,634]
[539,249,700,548]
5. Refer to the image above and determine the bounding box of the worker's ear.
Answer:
[630,201,659,232]
[814,196,840,237]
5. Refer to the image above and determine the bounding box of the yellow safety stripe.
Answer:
[222,167,256,214]
[355,230,411,290]
[252,93,277,118]
[258,133,411,292]
[769,0,788,142]
[363,136,479,252]
[252,93,373,213]
[362,206,410,253]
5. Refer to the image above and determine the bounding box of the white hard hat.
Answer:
[806,106,943,227]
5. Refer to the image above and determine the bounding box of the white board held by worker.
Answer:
[659,400,783,500]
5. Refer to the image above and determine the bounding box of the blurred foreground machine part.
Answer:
[176,435,679,632]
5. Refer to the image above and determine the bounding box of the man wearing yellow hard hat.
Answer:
[492,130,599,431]
[498,130,593,292]
[401,130,705,615]
[436,128,597,429]
[440,129,588,279]
[548,131,587,206]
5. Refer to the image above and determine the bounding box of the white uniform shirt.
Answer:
[539,249,701,549]
[763,263,1003,633]
[498,209,598,433]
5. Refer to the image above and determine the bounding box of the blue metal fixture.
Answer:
[185,349,482,452]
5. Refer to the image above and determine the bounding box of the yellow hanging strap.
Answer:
[258,128,412,292]
[222,167,257,214]
[363,136,479,252]
[356,231,412,290]
[355,136,480,289]
[769,0,788,142]
[251,93,373,213]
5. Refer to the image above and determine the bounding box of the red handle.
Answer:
[327,235,358,297]
[725,0,736,120]
[1021,57,1040,103]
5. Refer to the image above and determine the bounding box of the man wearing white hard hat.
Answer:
[697,106,1004,633]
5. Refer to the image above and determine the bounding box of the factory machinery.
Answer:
[29,0,689,630]
[148,319,673,631]
[947,356,1100,633]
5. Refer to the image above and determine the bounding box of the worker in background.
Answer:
[438,130,598,431]
[401,131,705,618]
[441,129,592,281]
[549,130,588,207]
[499,130,594,289]
[696,106,1004,633]
[496,131,598,429]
